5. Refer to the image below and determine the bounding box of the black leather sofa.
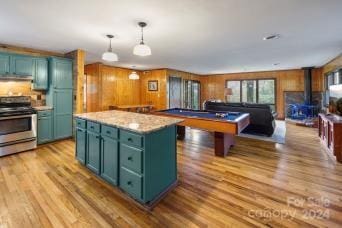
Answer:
[204,101,277,136]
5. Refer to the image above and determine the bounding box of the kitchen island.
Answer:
[74,110,183,209]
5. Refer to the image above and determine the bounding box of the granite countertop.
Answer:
[33,106,53,111]
[74,110,184,134]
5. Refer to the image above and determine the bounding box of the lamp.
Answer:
[129,71,139,80]
[102,35,118,62]
[129,66,139,80]
[133,22,152,56]
[225,88,233,102]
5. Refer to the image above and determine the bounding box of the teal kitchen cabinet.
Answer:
[101,135,119,185]
[86,130,101,174]
[10,55,34,76]
[74,116,178,207]
[50,58,73,89]
[46,57,73,140]
[119,127,177,204]
[75,118,86,164]
[37,110,53,144]
[53,89,73,139]
[32,58,48,90]
[0,53,10,75]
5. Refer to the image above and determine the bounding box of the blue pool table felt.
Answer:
[160,108,244,121]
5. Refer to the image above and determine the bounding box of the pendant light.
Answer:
[102,34,118,62]
[133,22,152,56]
[129,66,139,80]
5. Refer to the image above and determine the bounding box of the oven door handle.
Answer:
[0,114,36,120]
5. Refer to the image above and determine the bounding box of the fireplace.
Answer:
[285,68,323,126]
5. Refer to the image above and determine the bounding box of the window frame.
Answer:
[225,78,277,110]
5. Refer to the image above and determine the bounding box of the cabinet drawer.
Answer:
[120,144,143,174]
[87,121,100,133]
[120,167,142,200]
[76,118,86,129]
[38,110,52,118]
[101,125,118,139]
[120,130,143,148]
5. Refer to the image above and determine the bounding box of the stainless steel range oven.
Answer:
[0,96,37,157]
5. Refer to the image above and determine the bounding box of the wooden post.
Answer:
[66,49,85,114]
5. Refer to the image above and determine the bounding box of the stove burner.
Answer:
[0,96,35,117]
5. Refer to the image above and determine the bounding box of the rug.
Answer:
[238,120,286,144]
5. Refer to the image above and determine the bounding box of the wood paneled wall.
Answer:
[140,69,167,110]
[200,68,324,119]
[85,64,329,119]
[84,63,141,112]
[323,54,342,74]
[0,43,64,57]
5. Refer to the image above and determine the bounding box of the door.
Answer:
[11,55,34,76]
[53,59,73,89]
[37,116,52,144]
[101,136,118,185]
[76,128,86,164]
[54,89,73,139]
[168,76,182,108]
[184,80,201,110]
[86,131,101,174]
[33,58,48,90]
[0,54,10,75]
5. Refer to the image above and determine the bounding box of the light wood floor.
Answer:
[0,124,341,227]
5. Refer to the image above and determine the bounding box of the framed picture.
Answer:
[148,80,158,91]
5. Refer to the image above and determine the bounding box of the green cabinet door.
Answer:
[0,53,10,75]
[37,115,53,144]
[53,89,73,139]
[10,55,34,76]
[33,58,48,90]
[101,136,119,185]
[76,128,86,164]
[86,131,101,174]
[50,58,73,89]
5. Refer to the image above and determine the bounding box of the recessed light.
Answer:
[263,34,280,40]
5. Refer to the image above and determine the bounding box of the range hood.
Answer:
[0,74,33,81]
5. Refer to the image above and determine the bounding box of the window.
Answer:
[226,79,276,111]
[242,80,256,103]
[226,81,240,102]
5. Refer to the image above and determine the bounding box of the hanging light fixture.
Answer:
[133,22,152,56]
[129,66,140,80]
[102,34,118,62]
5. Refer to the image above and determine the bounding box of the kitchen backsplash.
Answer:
[0,81,46,106]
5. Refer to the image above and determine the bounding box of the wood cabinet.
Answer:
[37,110,53,144]
[318,114,342,162]
[74,117,177,208]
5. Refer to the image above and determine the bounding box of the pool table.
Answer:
[154,108,250,157]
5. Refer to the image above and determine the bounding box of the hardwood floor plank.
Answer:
[0,124,341,227]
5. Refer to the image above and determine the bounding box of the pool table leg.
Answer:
[177,126,186,140]
[214,132,235,157]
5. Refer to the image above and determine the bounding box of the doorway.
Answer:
[168,76,182,108]
[184,80,201,110]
